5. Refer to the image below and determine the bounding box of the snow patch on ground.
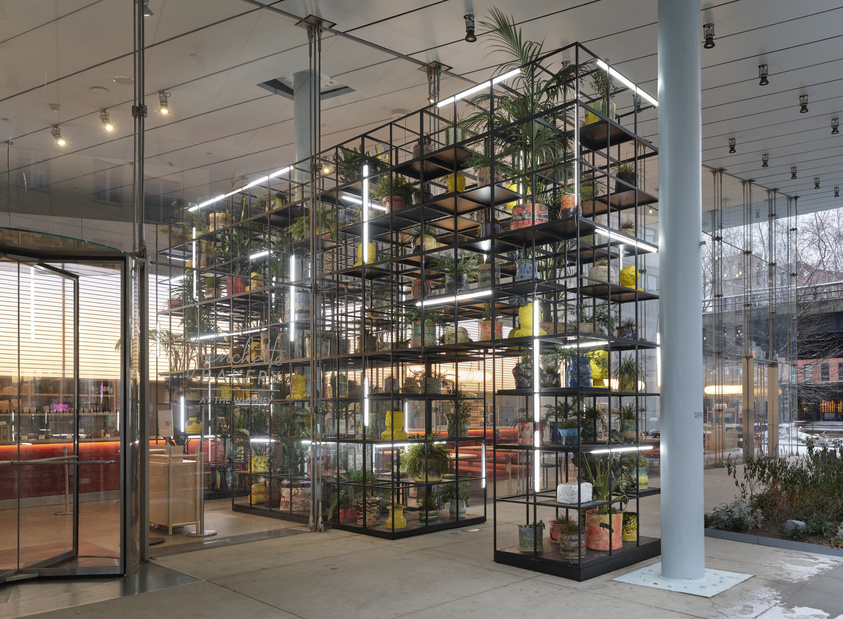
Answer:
[775,554,843,583]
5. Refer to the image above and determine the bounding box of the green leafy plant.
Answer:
[371,173,416,203]
[403,437,452,479]
[288,204,338,241]
[438,475,471,506]
[461,9,589,190]
[445,386,472,438]
[704,498,764,533]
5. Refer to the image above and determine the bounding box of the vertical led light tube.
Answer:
[180,396,185,432]
[192,227,197,299]
[481,442,487,488]
[363,376,370,426]
[533,299,541,492]
[362,164,370,263]
[289,254,296,340]
[29,266,35,340]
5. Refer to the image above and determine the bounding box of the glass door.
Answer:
[0,259,120,581]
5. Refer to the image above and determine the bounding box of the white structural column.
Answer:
[657,0,706,579]
[293,70,312,164]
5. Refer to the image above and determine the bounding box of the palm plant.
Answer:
[462,9,589,195]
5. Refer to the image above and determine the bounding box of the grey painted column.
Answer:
[293,70,312,165]
[657,0,706,579]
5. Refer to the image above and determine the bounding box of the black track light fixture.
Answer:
[464,14,477,43]
[832,117,839,135]
[703,23,715,49]
[814,177,820,190]
[100,109,113,132]
[835,187,840,198]
[791,166,797,180]
[51,125,65,146]
[142,1,153,17]
[762,153,769,168]
[158,91,171,115]
[799,95,809,113]
[728,138,736,154]
[758,64,769,86]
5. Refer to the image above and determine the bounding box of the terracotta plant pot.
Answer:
[226,276,246,296]
[585,509,622,551]
[511,202,549,229]
[381,195,405,211]
[559,194,580,218]
[479,320,503,341]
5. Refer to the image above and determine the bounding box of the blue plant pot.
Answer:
[566,356,592,387]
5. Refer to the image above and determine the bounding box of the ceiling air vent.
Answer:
[258,76,353,101]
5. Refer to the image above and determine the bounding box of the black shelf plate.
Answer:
[496,387,660,398]
[582,189,658,218]
[498,217,596,246]
[579,283,658,303]
[494,537,661,581]
[393,146,473,181]
[578,118,638,151]
[333,513,485,539]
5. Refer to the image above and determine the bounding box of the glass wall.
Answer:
[702,169,797,465]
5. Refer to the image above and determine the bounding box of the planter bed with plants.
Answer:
[704,443,843,553]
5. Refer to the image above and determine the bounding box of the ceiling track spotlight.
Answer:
[762,153,769,168]
[835,187,840,198]
[814,177,821,190]
[100,109,113,131]
[728,137,736,154]
[791,166,797,180]
[758,64,769,86]
[158,90,171,115]
[703,23,715,49]
[51,124,65,146]
[799,94,809,113]
[142,1,153,17]
[464,14,477,43]
[832,117,839,135]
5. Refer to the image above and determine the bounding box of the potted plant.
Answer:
[371,173,415,211]
[403,438,452,481]
[614,161,637,193]
[432,252,479,292]
[478,302,503,340]
[439,475,471,518]
[445,387,472,438]
[588,258,615,283]
[616,318,637,340]
[582,454,623,551]
[346,468,382,526]
[411,181,434,206]
[333,144,385,184]
[511,200,549,229]
[518,520,545,553]
[514,246,536,282]
[445,118,468,146]
[559,185,579,218]
[544,400,579,445]
[418,489,441,523]
[411,224,439,253]
[288,203,337,241]
[614,354,646,393]
[585,61,616,125]
[405,308,444,348]
[618,403,638,441]
[580,403,606,443]
[550,517,586,559]
[619,217,636,237]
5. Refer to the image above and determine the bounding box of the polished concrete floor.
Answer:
[2,467,843,618]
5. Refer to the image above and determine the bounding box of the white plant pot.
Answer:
[589,265,615,283]
[557,481,592,504]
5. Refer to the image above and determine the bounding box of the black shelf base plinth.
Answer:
[333,513,485,539]
[494,537,660,581]
[232,502,310,523]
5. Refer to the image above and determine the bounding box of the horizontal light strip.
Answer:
[436,68,520,108]
[191,326,266,342]
[594,228,658,253]
[590,445,654,455]
[596,60,658,108]
[416,289,492,307]
[188,166,291,211]
[249,250,270,260]
[557,338,608,350]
